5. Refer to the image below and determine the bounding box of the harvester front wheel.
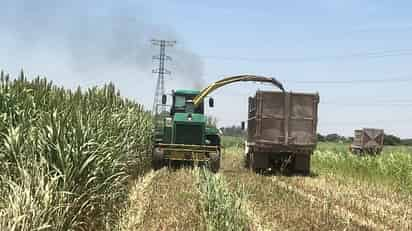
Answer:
[209,150,221,173]
[152,147,164,170]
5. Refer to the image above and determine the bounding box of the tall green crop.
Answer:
[313,142,412,193]
[0,70,153,230]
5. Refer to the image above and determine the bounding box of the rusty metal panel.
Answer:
[353,130,362,146]
[289,119,315,145]
[247,90,319,149]
[247,118,256,140]
[248,96,256,118]
[289,94,317,145]
[362,128,384,147]
[351,128,384,152]
[261,92,285,117]
[261,118,285,141]
[290,94,314,118]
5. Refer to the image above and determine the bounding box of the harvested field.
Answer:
[115,143,412,230]
[125,168,205,231]
[221,149,374,231]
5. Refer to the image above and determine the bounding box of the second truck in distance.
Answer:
[350,128,384,155]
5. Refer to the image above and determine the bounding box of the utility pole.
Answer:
[151,39,176,115]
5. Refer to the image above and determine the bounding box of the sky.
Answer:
[1,0,411,138]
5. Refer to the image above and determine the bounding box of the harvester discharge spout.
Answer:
[193,74,285,107]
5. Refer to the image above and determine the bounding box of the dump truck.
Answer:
[350,128,384,154]
[152,75,284,172]
[245,91,319,174]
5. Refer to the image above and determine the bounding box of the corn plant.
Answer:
[0,70,153,230]
[195,168,250,231]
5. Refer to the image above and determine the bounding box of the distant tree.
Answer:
[319,133,351,143]
[220,125,246,137]
[325,133,341,142]
[384,134,401,145]
[401,139,412,146]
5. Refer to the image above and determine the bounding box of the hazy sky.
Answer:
[1,0,412,138]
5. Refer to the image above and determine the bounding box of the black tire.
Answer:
[244,153,250,168]
[152,147,164,170]
[209,150,221,173]
[248,152,256,172]
[351,148,360,155]
[209,158,220,173]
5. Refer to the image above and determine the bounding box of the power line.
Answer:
[202,48,412,63]
[202,75,412,86]
[320,118,412,126]
[288,75,412,84]
[321,102,412,107]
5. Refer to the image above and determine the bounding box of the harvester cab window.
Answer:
[171,95,186,115]
[171,94,204,115]
[188,94,204,114]
[175,95,186,108]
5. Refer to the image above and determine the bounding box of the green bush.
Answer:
[313,143,412,192]
[221,136,244,149]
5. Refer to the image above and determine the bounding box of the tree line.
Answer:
[219,125,410,146]
[317,133,408,146]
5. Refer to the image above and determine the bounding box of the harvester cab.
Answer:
[152,89,221,171]
[152,74,284,172]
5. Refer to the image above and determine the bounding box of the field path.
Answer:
[119,170,159,230]
[121,168,205,231]
[119,148,412,230]
[273,177,385,230]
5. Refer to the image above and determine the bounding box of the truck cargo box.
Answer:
[350,128,384,154]
[245,91,319,174]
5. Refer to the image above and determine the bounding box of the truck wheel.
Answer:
[152,147,164,170]
[244,153,250,168]
[351,148,360,155]
[248,153,256,172]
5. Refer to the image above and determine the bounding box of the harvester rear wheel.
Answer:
[209,150,221,173]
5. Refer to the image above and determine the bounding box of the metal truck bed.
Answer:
[248,91,319,148]
[350,128,384,154]
[245,91,319,173]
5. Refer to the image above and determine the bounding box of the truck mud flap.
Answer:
[252,153,269,169]
[294,155,310,174]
